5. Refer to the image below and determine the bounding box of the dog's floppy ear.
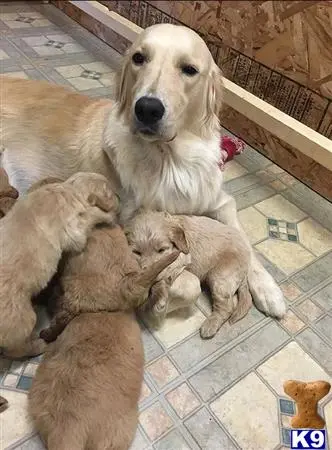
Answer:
[88,192,119,213]
[116,51,131,114]
[170,226,189,254]
[206,64,224,119]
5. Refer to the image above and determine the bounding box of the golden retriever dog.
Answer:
[28,225,178,450]
[29,312,143,450]
[0,24,285,320]
[0,167,18,217]
[0,172,118,358]
[39,224,179,343]
[126,211,252,338]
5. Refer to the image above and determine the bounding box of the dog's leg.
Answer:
[209,192,286,318]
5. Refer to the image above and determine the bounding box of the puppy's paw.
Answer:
[200,315,225,339]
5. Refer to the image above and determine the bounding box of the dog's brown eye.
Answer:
[132,52,145,65]
[133,250,141,256]
[182,65,198,76]
[158,248,167,253]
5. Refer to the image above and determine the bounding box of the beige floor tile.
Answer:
[269,180,287,192]
[0,389,33,449]
[4,71,29,79]
[139,402,173,441]
[239,207,268,244]
[325,399,332,444]
[23,35,49,46]
[297,218,332,256]
[4,20,31,29]
[68,76,102,91]
[33,45,63,56]
[147,356,179,388]
[267,164,284,175]
[62,43,85,54]
[152,306,205,348]
[166,383,200,418]
[257,342,331,396]
[295,299,324,322]
[280,310,306,334]
[139,382,152,403]
[32,19,52,27]
[100,72,116,87]
[223,160,248,182]
[46,33,73,43]
[55,64,83,78]
[255,195,307,222]
[210,372,279,450]
[255,239,315,274]
[0,49,9,60]
[280,281,302,301]
[81,61,112,73]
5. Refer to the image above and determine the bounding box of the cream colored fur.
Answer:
[0,24,286,318]
[0,173,118,358]
[126,211,253,337]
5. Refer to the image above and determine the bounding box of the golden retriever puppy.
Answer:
[126,211,253,338]
[0,167,18,217]
[29,227,178,450]
[39,224,179,343]
[29,312,143,450]
[0,172,118,358]
[1,24,286,320]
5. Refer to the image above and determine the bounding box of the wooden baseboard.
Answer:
[53,0,332,200]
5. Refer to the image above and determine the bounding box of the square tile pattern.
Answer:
[267,218,298,242]
[0,2,331,450]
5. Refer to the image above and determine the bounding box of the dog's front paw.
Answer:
[249,267,286,318]
[200,315,223,339]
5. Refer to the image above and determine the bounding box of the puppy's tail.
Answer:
[229,278,252,325]
[122,251,179,307]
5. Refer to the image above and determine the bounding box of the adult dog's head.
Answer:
[117,24,223,142]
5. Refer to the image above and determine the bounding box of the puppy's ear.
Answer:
[88,193,113,213]
[170,226,189,254]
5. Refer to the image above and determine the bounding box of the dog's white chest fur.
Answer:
[106,127,223,218]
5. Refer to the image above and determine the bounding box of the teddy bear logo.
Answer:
[283,380,331,429]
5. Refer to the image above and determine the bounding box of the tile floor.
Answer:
[0,2,332,449]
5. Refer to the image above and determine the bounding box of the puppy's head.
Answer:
[116,24,223,142]
[65,172,120,223]
[125,211,188,268]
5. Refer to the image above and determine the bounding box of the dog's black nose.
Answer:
[135,97,165,126]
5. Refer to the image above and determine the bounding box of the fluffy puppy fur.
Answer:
[29,226,178,450]
[126,211,252,338]
[29,312,143,450]
[0,167,16,413]
[1,24,286,320]
[0,167,18,217]
[39,224,179,343]
[0,172,118,358]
